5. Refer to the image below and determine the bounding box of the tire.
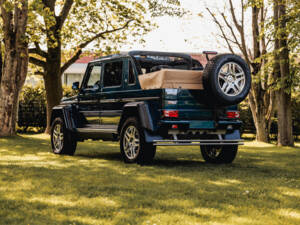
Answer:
[200,145,238,164]
[120,117,156,164]
[202,54,251,106]
[51,117,77,155]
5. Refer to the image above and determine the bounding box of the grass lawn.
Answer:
[0,134,300,225]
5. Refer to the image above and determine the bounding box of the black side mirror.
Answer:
[72,81,79,90]
[92,84,100,91]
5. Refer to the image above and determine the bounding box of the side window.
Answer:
[84,64,102,89]
[128,60,136,85]
[103,61,123,87]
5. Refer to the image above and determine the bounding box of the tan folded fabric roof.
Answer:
[138,69,203,90]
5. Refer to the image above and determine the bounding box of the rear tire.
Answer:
[202,54,251,106]
[200,145,238,164]
[120,117,156,164]
[51,117,77,156]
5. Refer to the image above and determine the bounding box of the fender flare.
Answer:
[50,105,77,131]
[118,101,155,134]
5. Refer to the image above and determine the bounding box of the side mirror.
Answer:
[72,81,79,90]
[92,84,100,91]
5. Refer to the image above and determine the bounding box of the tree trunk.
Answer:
[277,90,293,146]
[276,1,294,146]
[248,4,271,142]
[248,92,269,142]
[0,49,23,136]
[255,112,269,142]
[43,20,63,134]
[44,52,62,134]
[0,1,29,137]
[0,42,2,84]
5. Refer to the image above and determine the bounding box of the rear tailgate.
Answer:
[163,89,218,119]
[161,88,240,130]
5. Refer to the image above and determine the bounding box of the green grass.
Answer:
[0,135,300,225]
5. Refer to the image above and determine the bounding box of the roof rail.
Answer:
[96,53,124,60]
[128,50,192,67]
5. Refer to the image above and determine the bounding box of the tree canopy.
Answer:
[28,0,186,74]
[26,0,186,132]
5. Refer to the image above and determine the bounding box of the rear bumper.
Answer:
[159,120,242,130]
[153,139,244,146]
[145,128,243,146]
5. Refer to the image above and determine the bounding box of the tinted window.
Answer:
[85,64,102,89]
[128,61,135,84]
[103,61,123,87]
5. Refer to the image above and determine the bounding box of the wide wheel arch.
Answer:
[50,105,77,132]
[119,116,156,164]
[118,102,155,136]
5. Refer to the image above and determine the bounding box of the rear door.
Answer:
[99,59,124,132]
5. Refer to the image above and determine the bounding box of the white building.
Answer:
[61,56,93,86]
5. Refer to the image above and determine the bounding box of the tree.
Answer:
[0,0,29,136]
[28,0,184,133]
[273,0,295,146]
[207,0,275,142]
[0,42,2,83]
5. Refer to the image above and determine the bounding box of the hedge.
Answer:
[18,85,76,131]
[17,85,300,137]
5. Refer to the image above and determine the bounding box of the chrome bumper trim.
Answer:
[153,139,244,146]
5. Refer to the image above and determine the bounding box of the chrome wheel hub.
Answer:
[123,126,140,160]
[218,62,245,96]
[52,124,64,152]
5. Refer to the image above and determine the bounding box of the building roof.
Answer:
[75,56,95,63]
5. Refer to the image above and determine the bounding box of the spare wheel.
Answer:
[202,54,251,106]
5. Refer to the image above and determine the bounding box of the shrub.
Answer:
[292,92,300,140]
[239,97,300,140]
[18,84,77,132]
[18,84,47,131]
[62,85,78,97]
[239,100,255,134]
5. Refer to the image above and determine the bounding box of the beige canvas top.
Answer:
[138,69,203,90]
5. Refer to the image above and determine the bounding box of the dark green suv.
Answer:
[50,51,251,164]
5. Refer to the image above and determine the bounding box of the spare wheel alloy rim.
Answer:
[218,62,246,97]
[123,125,140,160]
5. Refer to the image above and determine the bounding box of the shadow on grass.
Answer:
[1,135,300,224]
[151,158,206,167]
[76,152,122,162]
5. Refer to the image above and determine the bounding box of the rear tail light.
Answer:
[171,124,178,129]
[226,111,240,119]
[163,110,179,118]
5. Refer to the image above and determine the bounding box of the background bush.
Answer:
[18,84,47,132]
[239,97,300,140]
[17,84,300,138]
[18,84,77,132]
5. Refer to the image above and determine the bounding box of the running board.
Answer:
[153,139,244,146]
[76,128,117,134]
